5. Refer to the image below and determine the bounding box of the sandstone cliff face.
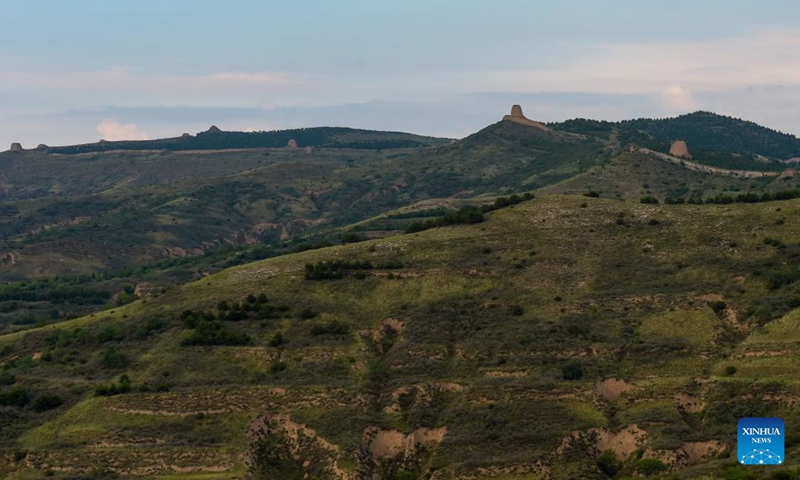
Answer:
[502,105,550,131]
[287,139,298,148]
[669,140,691,159]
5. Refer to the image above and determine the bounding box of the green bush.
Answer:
[724,365,737,376]
[640,196,659,204]
[0,371,15,386]
[100,347,129,369]
[32,394,64,412]
[268,332,286,347]
[182,320,251,346]
[310,320,351,336]
[636,458,667,477]
[596,449,620,477]
[304,260,373,280]
[95,375,133,397]
[562,360,584,380]
[0,387,30,407]
[341,233,364,244]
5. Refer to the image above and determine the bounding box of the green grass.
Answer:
[6,195,800,477]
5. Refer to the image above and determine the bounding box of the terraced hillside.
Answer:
[4,195,800,479]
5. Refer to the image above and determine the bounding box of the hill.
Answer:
[3,195,800,478]
[0,117,607,280]
[551,111,800,170]
[541,149,793,201]
[33,126,453,155]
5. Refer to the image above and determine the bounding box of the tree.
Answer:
[636,458,667,477]
[562,360,584,380]
[597,449,620,477]
[32,394,64,412]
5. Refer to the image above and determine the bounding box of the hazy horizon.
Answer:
[3,0,800,147]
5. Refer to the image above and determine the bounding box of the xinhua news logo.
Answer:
[738,418,785,465]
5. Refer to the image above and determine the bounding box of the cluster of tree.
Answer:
[47,127,442,154]
[663,189,800,205]
[406,193,534,234]
[618,111,800,160]
[182,319,251,346]
[0,386,63,412]
[0,283,109,305]
[304,260,374,280]
[180,296,292,346]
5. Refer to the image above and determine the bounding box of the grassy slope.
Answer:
[540,150,779,200]
[3,195,800,478]
[0,121,606,282]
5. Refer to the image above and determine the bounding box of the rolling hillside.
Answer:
[0,117,607,282]
[38,126,453,155]
[3,195,800,478]
[551,111,800,170]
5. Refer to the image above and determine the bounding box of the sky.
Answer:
[2,0,800,148]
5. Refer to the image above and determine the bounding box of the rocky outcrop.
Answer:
[206,125,222,134]
[181,133,192,138]
[287,139,298,148]
[669,140,691,159]
[502,105,550,131]
[357,426,447,479]
[9,143,23,152]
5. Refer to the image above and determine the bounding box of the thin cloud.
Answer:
[96,119,149,141]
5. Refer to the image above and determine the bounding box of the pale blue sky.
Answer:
[2,1,800,147]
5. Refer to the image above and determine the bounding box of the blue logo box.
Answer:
[738,418,785,465]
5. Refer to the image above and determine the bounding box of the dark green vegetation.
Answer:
[3,195,800,479]
[45,126,453,154]
[552,111,800,169]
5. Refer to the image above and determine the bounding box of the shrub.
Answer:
[509,305,524,316]
[562,360,584,380]
[100,348,129,369]
[767,267,800,290]
[709,301,728,313]
[724,365,738,376]
[584,191,600,198]
[640,196,659,204]
[310,320,351,336]
[764,237,784,248]
[298,308,317,320]
[597,449,620,477]
[182,320,251,346]
[0,371,15,386]
[136,317,165,338]
[268,332,286,347]
[32,394,64,412]
[648,218,660,225]
[636,458,667,477]
[341,233,364,244]
[0,387,30,407]
[270,361,288,373]
[406,206,485,233]
[304,260,373,280]
[95,375,133,397]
